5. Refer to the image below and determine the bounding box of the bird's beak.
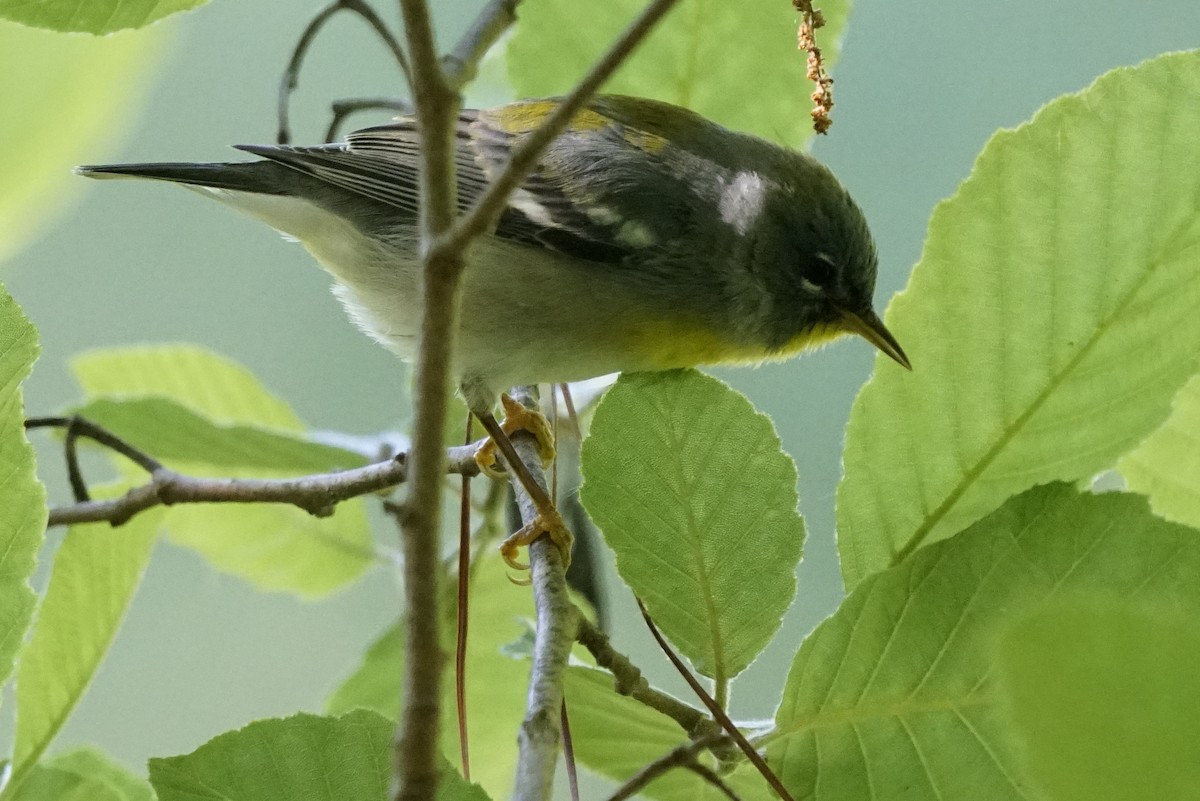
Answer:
[839,308,911,370]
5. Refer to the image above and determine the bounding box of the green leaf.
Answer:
[165,501,374,598]
[563,665,773,801]
[1119,372,1200,527]
[10,500,162,785]
[506,0,849,146]
[563,665,689,782]
[75,397,368,472]
[837,50,1200,588]
[0,286,46,693]
[149,711,488,801]
[0,0,204,34]
[8,748,154,801]
[71,345,374,597]
[769,483,1200,801]
[580,370,804,682]
[148,710,392,801]
[0,20,163,262]
[997,598,1200,801]
[326,554,534,799]
[72,345,304,429]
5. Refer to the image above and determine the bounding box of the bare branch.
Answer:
[325,97,412,142]
[40,445,483,528]
[442,0,521,91]
[575,616,719,741]
[393,0,461,798]
[685,762,745,801]
[439,0,684,255]
[603,734,731,801]
[638,600,795,801]
[26,416,162,474]
[277,0,410,144]
[506,386,579,801]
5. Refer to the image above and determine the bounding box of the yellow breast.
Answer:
[621,317,850,371]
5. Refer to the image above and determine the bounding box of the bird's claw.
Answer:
[499,506,573,572]
[474,393,556,478]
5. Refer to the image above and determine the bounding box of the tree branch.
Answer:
[324,97,412,142]
[276,0,410,144]
[603,734,737,801]
[392,1,461,799]
[442,0,521,91]
[439,0,683,255]
[506,386,579,801]
[41,447,483,528]
[392,2,685,798]
[24,415,486,528]
[638,600,794,801]
[575,616,720,742]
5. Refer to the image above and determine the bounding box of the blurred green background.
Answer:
[3,0,1197,779]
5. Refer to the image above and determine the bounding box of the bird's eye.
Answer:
[801,252,836,291]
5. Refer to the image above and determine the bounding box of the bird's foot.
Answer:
[474,393,556,478]
[499,504,573,572]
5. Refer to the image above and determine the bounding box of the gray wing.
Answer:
[240,101,710,265]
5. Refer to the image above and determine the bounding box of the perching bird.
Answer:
[78,94,909,564]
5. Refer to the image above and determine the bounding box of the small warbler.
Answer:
[78,95,908,413]
[79,94,909,567]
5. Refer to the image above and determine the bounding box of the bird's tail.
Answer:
[75,161,297,195]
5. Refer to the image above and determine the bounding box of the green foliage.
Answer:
[10,3,1200,799]
[837,50,1200,588]
[325,554,534,799]
[0,285,46,703]
[563,666,770,801]
[71,345,374,598]
[581,370,804,685]
[0,0,205,34]
[149,710,390,801]
[149,711,488,801]
[0,21,163,262]
[998,597,1200,801]
[768,483,1200,800]
[506,0,848,146]
[1120,372,1200,527]
[10,497,162,787]
[8,748,154,801]
[75,397,368,472]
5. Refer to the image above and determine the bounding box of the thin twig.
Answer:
[38,446,482,528]
[575,616,718,741]
[638,600,795,801]
[27,414,482,527]
[325,97,413,142]
[442,0,521,91]
[63,417,90,502]
[26,416,163,474]
[277,0,410,144]
[561,701,581,801]
[456,413,474,781]
[506,386,579,801]
[438,0,684,255]
[393,0,460,798]
[686,763,744,801]
[603,734,729,801]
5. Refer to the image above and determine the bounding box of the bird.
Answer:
[77,94,910,566]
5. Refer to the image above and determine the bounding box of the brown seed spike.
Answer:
[794,0,834,134]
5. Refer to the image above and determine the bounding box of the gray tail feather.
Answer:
[75,161,298,195]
